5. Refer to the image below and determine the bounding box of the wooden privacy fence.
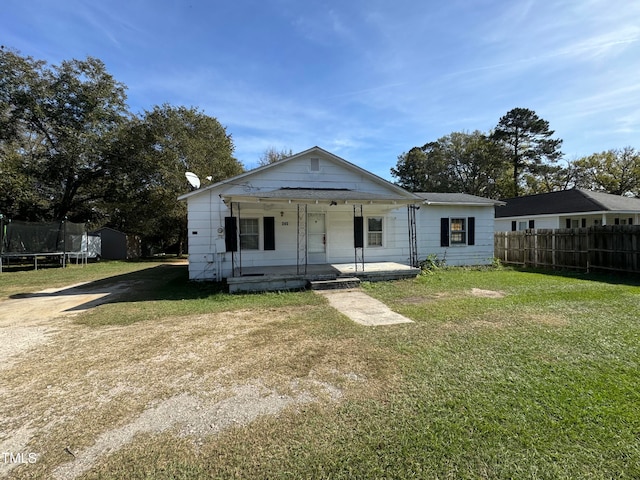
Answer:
[494,226,640,274]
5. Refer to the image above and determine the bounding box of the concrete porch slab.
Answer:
[227,262,420,293]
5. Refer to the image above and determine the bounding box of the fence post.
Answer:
[586,227,591,273]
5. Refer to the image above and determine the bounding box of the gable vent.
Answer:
[310,158,320,171]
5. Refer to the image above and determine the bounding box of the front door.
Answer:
[307,213,326,264]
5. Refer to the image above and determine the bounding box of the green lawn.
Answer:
[5,264,640,479]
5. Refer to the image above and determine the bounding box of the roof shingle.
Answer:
[496,189,640,218]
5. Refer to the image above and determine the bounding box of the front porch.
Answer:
[226,262,421,293]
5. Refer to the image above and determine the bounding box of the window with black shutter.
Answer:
[224,217,237,252]
[264,217,275,250]
[440,218,450,247]
[354,216,364,248]
[468,217,475,245]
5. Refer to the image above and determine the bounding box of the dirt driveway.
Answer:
[0,265,375,479]
[0,277,141,368]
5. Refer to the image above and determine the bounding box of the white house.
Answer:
[178,147,502,289]
[414,192,505,266]
[495,189,640,232]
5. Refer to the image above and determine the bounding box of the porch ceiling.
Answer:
[222,188,419,205]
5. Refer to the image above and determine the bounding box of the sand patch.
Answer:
[470,288,506,298]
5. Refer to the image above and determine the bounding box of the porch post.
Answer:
[407,204,419,267]
[297,203,307,275]
[353,205,364,272]
[62,217,67,268]
[229,202,235,277]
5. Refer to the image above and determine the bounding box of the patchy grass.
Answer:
[72,264,326,327]
[0,260,173,299]
[4,266,640,479]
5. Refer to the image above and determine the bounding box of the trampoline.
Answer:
[0,217,88,272]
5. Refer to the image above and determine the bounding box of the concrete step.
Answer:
[309,277,361,290]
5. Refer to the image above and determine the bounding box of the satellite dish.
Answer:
[185,172,201,189]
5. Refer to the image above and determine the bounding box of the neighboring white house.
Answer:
[178,147,502,282]
[495,189,640,232]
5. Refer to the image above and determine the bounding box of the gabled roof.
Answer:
[415,192,505,206]
[496,189,640,218]
[178,146,421,202]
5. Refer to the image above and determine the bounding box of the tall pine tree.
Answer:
[492,108,563,197]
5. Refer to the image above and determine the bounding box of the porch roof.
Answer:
[221,187,420,205]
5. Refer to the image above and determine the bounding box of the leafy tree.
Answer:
[257,146,293,166]
[392,131,510,197]
[572,147,640,196]
[492,108,563,197]
[520,161,577,195]
[105,105,243,254]
[0,48,128,220]
[435,131,510,198]
[1,49,244,254]
[391,146,440,192]
[0,143,50,219]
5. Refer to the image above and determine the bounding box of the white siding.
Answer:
[496,213,640,232]
[186,198,415,280]
[495,216,560,232]
[418,205,496,266]
[186,190,228,281]
[220,153,399,196]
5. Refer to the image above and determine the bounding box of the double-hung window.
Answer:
[367,217,383,247]
[450,218,467,245]
[239,218,259,250]
[441,217,475,247]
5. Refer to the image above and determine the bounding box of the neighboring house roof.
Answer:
[415,192,505,206]
[178,146,421,202]
[496,189,640,218]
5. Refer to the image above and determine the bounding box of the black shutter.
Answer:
[511,221,517,231]
[629,218,634,225]
[566,218,571,229]
[263,217,275,250]
[468,217,475,245]
[581,218,587,228]
[615,218,620,225]
[224,217,237,252]
[529,220,535,229]
[354,216,364,248]
[440,218,450,247]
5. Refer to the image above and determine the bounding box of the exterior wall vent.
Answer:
[310,157,320,172]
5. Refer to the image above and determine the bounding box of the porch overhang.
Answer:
[221,188,420,206]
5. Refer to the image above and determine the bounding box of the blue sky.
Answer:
[4,0,640,179]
